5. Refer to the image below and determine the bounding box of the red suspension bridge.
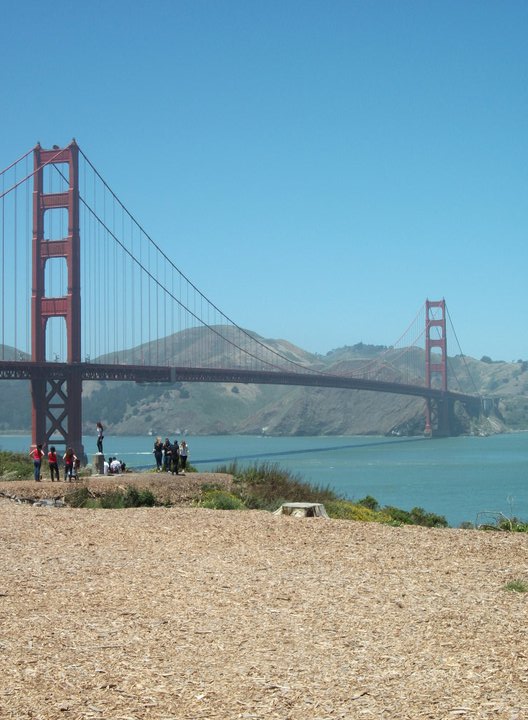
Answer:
[0,141,481,459]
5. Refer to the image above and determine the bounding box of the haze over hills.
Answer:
[0,328,526,437]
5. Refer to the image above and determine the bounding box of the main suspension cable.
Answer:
[75,147,325,375]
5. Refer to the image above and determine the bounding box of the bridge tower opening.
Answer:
[424,298,449,436]
[31,141,84,458]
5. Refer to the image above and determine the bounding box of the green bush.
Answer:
[199,489,245,510]
[459,521,475,530]
[358,495,380,511]
[498,518,528,532]
[64,486,91,508]
[216,461,338,511]
[65,484,157,509]
[100,490,126,509]
[0,451,34,480]
[382,505,448,528]
[408,506,448,528]
[325,499,391,522]
[124,486,156,507]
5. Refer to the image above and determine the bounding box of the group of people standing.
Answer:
[29,423,190,482]
[153,437,189,474]
[29,445,79,483]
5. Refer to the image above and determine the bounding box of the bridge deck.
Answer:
[0,360,479,405]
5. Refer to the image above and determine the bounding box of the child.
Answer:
[72,456,81,481]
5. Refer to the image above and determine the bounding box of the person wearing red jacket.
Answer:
[47,446,60,482]
[30,444,44,482]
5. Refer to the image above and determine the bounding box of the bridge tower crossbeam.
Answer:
[31,141,84,457]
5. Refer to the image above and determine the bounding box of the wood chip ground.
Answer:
[0,474,527,719]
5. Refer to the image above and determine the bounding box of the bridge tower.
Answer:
[424,299,450,436]
[31,141,84,458]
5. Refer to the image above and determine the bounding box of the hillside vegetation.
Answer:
[0,330,526,436]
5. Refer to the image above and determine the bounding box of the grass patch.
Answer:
[503,579,528,593]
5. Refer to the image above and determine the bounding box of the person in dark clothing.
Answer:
[171,440,180,475]
[162,438,172,472]
[96,422,104,453]
[48,446,60,482]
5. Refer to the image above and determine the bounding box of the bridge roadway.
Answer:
[0,360,479,407]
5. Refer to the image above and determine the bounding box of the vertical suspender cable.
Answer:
[13,164,17,356]
[104,184,110,360]
[25,155,30,355]
[163,261,167,364]
[148,233,151,363]
[113,195,117,363]
[1,172,4,359]
[80,160,84,360]
[139,229,143,362]
[130,216,135,357]
[122,210,126,362]
[156,246,159,365]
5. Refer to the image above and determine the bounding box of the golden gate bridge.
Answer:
[0,141,481,458]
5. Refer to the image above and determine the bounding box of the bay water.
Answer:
[2,433,527,528]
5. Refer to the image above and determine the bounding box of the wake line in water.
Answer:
[191,436,427,466]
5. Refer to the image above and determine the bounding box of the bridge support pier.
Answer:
[30,368,83,458]
[425,395,451,437]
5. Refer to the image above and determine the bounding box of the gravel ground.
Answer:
[0,476,527,719]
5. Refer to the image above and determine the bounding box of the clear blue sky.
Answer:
[1,0,526,361]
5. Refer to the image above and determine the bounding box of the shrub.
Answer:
[64,486,91,508]
[498,518,528,532]
[0,451,33,480]
[199,489,245,510]
[218,461,338,511]
[124,486,156,507]
[408,506,448,528]
[100,490,126,509]
[65,484,157,509]
[358,495,380,511]
[325,499,391,523]
[382,505,448,528]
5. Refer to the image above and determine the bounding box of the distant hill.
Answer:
[1,331,527,437]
